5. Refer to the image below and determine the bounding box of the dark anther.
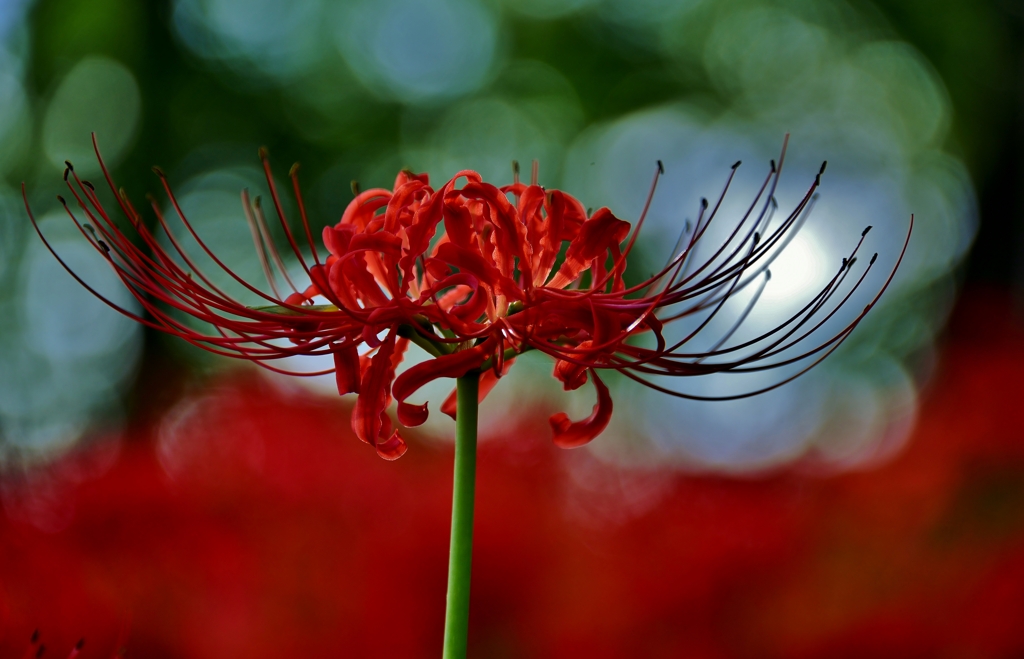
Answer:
[83,180,95,190]
[684,220,692,233]
[152,166,166,177]
[754,231,761,243]
[64,160,74,171]
[289,163,301,177]
[842,257,848,268]
[870,253,878,264]
[36,644,45,658]
[770,159,777,173]
[76,639,85,650]
[512,160,520,175]
[63,167,70,181]
[30,629,39,643]
[732,160,742,169]
[56,195,66,205]
[701,197,708,209]
[819,161,828,175]
[765,270,772,280]
[98,240,110,254]
[258,146,269,160]
[350,180,361,196]
[848,257,857,268]
[657,160,665,174]
[862,225,872,237]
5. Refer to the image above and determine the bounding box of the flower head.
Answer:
[27,135,910,460]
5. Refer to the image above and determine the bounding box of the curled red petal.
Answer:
[375,431,408,460]
[349,231,403,258]
[340,189,391,230]
[384,178,429,233]
[352,328,398,447]
[329,256,389,309]
[393,338,495,427]
[441,357,515,419]
[553,347,590,391]
[548,207,630,289]
[284,292,307,306]
[435,242,523,301]
[322,224,356,257]
[440,171,484,248]
[440,389,457,419]
[397,400,429,427]
[456,181,533,286]
[308,263,344,307]
[333,342,361,395]
[549,369,613,449]
[400,190,446,291]
[394,169,430,188]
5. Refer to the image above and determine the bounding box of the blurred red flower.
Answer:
[2,291,1023,659]
[29,139,907,460]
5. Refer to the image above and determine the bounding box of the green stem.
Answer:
[443,372,480,659]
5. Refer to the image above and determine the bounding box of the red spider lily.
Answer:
[26,135,910,460]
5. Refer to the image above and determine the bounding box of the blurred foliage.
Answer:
[19,0,1015,196]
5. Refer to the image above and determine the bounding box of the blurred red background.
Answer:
[2,288,1023,659]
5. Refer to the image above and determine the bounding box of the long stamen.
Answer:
[242,188,283,300]
[289,162,322,266]
[695,270,770,363]
[259,147,312,277]
[252,196,300,295]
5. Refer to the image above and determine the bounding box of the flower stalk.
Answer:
[443,372,480,659]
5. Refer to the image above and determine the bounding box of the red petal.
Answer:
[394,169,430,188]
[340,189,391,230]
[392,336,409,371]
[397,400,429,427]
[393,338,495,427]
[375,431,408,460]
[548,207,630,289]
[351,328,398,446]
[435,242,522,301]
[329,256,389,309]
[383,179,429,233]
[553,350,590,391]
[549,369,613,449]
[322,224,356,257]
[349,231,403,258]
[458,181,534,287]
[308,263,344,307]
[440,357,515,419]
[333,343,361,395]
[400,188,447,292]
[440,389,457,419]
[439,172,485,249]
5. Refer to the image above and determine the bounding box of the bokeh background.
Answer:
[0,0,1023,656]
